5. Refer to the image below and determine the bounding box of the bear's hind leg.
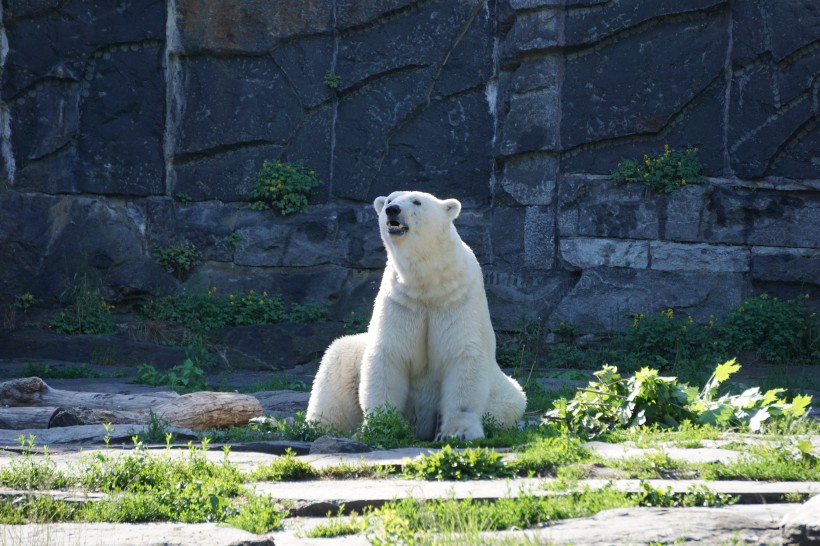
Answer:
[306,334,367,434]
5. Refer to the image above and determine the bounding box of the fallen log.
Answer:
[0,377,179,411]
[0,377,263,431]
[0,407,80,429]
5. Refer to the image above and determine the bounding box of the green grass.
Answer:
[0,440,286,534]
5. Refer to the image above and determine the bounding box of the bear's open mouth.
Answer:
[386,220,408,235]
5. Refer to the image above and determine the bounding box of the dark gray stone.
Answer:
[550,268,747,332]
[310,435,371,455]
[0,329,186,369]
[561,14,728,150]
[174,144,284,203]
[213,322,345,370]
[78,46,165,196]
[2,0,165,98]
[177,55,303,155]
[335,1,477,90]
[332,67,434,200]
[496,154,558,207]
[370,92,493,203]
[702,187,820,247]
[0,192,173,306]
[751,247,820,287]
[175,0,331,53]
[563,0,727,46]
[10,82,80,164]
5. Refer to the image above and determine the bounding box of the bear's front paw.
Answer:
[436,411,484,441]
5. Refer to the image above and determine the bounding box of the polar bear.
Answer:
[306,190,526,440]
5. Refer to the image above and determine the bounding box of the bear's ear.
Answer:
[443,198,461,220]
[373,196,387,214]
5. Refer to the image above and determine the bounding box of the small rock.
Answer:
[781,494,820,546]
[310,435,371,454]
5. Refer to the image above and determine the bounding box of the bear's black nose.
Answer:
[385,205,401,217]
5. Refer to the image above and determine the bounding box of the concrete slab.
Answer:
[0,522,275,546]
[487,504,794,546]
[252,478,820,516]
[586,441,743,464]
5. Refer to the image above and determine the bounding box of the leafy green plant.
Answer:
[545,359,813,437]
[512,434,591,477]
[634,480,736,508]
[250,160,320,215]
[323,71,341,90]
[50,279,116,335]
[402,445,515,481]
[305,506,364,538]
[136,360,209,393]
[246,411,338,442]
[141,288,326,332]
[14,293,38,310]
[718,294,818,364]
[154,241,201,279]
[15,362,100,379]
[286,300,327,322]
[342,311,370,334]
[224,231,242,249]
[173,192,193,203]
[611,144,704,194]
[248,448,317,481]
[0,436,70,490]
[241,373,310,393]
[625,309,721,373]
[356,404,416,449]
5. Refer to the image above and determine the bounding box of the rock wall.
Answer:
[1,0,818,333]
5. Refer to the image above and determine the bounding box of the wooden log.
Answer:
[153,392,264,431]
[0,377,179,411]
[0,407,80,429]
[0,377,263,431]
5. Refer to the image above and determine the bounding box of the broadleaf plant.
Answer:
[545,359,813,437]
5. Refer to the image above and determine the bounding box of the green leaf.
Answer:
[713,358,741,384]
[783,394,813,420]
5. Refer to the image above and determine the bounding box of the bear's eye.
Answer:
[412,200,421,206]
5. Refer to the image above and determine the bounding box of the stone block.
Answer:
[499,7,561,63]
[173,144,285,204]
[561,13,727,150]
[0,193,173,305]
[650,241,749,272]
[727,0,820,179]
[332,67,433,200]
[77,46,165,195]
[176,56,303,155]
[564,0,726,46]
[497,154,558,206]
[335,1,478,89]
[3,0,164,97]
[175,0,331,53]
[702,187,820,247]
[751,247,820,286]
[10,83,80,165]
[498,89,560,155]
[524,206,555,269]
[560,237,649,270]
[234,209,343,269]
[550,269,746,332]
[369,92,493,204]
[484,268,579,330]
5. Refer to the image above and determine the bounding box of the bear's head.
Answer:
[373,191,461,251]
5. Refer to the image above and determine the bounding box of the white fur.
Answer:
[306,191,526,440]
